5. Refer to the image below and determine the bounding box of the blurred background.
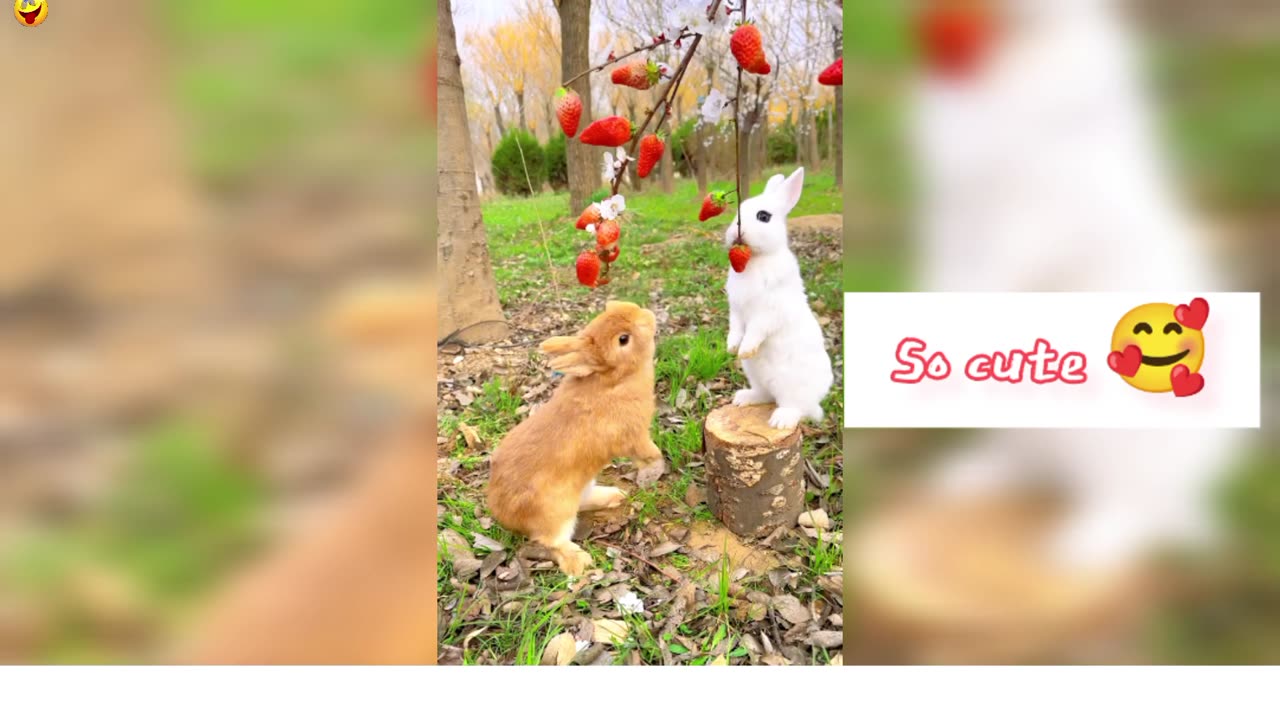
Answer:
[0,1,434,662]
[841,0,1279,663]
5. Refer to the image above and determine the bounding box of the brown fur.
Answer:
[486,301,663,576]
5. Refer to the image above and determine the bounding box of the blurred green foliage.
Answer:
[160,0,429,188]
[544,133,568,190]
[492,129,547,195]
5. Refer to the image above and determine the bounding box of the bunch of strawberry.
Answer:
[573,197,627,288]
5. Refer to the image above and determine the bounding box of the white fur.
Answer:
[910,0,1246,570]
[724,167,834,430]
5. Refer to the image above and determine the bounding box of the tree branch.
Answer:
[561,31,696,90]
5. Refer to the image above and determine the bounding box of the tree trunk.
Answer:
[833,24,844,189]
[516,87,527,131]
[438,0,508,344]
[806,111,821,172]
[493,102,506,138]
[557,0,597,214]
[702,404,805,538]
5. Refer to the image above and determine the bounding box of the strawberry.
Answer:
[553,87,583,138]
[575,204,602,230]
[731,22,770,76]
[580,116,633,147]
[729,243,751,273]
[699,191,729,222]
[610,60,662,90]
[600,243,620,263]
[818,58,843,86]
[917,0,993,80]
[595,219,620,247]
[636,134,664,178]
[576,250,602,287]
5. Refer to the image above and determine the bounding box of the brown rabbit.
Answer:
[487,301,665,576]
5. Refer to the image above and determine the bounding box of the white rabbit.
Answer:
[724,167,834,430]
[909,0,1247,571]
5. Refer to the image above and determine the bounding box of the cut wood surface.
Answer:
[845,495,1157,664]
[703,404,805,539]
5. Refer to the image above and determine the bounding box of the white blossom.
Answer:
[701,87,729,124]
[825,0,843,27]
[601,152,617,182]
[585,223,596,234]
[616,591,645,615]
[599,194,627,220]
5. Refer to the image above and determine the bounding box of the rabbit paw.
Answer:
[737,343,761,360]
[581,485,628,511]
[733,388,771,407]
[726,333,743,355]
[556,543,594,578]
[635,459,666,487]
[768,407,804,430]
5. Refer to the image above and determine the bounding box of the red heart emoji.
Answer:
[1174,297,1209,330]
[1108,344,1142,377]
[1170,364,1204,397]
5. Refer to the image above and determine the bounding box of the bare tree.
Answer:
[438,0,508,344]
[556,0,598,215]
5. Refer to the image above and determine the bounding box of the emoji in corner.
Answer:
[14,0,47,27]
[1108,298,1209,397]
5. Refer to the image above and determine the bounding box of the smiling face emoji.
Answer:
[14,0,47,26]
[1110,303,1205,393]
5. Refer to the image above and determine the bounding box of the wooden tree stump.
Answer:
[702,404,805,539]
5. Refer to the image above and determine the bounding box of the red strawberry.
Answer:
[637,134,664,178]
[610,60,661,90]
[729,243,751,273]
[731,22,770,76]
[553,87,583,138]
[600,243,620,263]
[575,204,602,230]
[699,191,728,222]
[595,219,620,247]
[580,116,633,147]
[917,0,994,80]
[818,58,843,86]
[576,250,602,287]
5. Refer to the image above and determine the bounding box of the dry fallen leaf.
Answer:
[798,509,832,530]
[541,632,578,666]
[458,422,484,450]
[709,654,729,666]
[592,618,630,645]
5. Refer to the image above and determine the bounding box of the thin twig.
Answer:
[561,32,696,90]
[515,136,563,305]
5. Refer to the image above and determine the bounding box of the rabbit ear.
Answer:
[539,336,581,355]
[763,174,786,195]
[539,336,602,377]
[777,167,804,215]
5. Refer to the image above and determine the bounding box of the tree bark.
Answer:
[557,0,597,214]
[438,0,508,344]
[702,404,805,538]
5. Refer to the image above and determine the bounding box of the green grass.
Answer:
[482,165,844,310]
[160,0,428,187]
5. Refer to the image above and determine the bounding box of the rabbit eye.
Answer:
[618,334,630,346]
[756,210,772,223]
